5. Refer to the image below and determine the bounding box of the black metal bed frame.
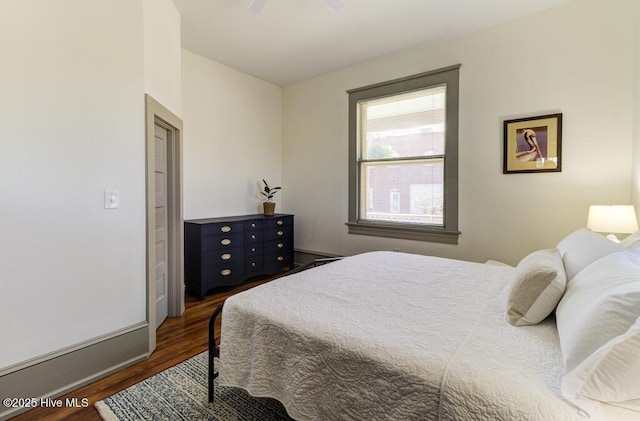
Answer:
[207,257,343,402]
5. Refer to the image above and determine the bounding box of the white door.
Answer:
[154,123,169,328]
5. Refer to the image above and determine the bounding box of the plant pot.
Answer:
[263,202,276,216]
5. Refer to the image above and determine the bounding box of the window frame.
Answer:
[346,65,461,244]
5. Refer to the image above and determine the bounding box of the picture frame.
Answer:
[503,113,562,174]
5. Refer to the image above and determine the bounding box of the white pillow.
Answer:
[556,228,623,280]
[561,320,640,413]
[506,249,566,326]
[555,251,640,414]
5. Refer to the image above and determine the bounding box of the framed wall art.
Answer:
[503,113,562,174]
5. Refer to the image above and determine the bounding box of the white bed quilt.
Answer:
[219,251,583,420]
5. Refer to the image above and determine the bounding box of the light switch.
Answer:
[104,189,120,209]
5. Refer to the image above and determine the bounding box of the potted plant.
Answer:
[260,179,281,216]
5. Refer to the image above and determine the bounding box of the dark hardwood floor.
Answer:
[11,276,274,421]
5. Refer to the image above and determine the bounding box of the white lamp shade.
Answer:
[587,205,639,234]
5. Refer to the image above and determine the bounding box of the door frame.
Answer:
[145,94,184,353]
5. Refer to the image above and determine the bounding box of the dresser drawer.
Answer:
[245,219,263,231]
[245,256,264,272]
[202,259,244,281]
[265,225,293,240]
[245,229,263,243]
[245,242,263,257]
[202,221,245,236]
[264,252,293,272]
[203,246,243,267]
[202,232,244,250]
[264,238,291,254]
[264,216,292,229]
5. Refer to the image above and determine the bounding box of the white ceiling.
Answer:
[174,0,572,86]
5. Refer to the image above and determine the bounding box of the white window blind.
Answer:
[359,86,446,226]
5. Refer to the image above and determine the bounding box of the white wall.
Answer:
[633,0,640,208]
[182,50,283,219]
[143,0,182,116]
[0,0,146,368]
[283,0,636,265]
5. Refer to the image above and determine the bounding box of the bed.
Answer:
[216,229,640,421]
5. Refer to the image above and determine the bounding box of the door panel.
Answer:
[154,123,169,328]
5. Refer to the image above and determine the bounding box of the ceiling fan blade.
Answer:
[321,0,345,12]
[248,0,267,13]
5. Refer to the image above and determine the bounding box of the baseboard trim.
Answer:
[0,322,149,420]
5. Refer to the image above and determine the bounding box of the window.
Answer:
[347,65,460,244]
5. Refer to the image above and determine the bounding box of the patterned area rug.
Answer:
[95,352,293,420]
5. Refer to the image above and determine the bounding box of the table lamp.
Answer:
[587,205,638,243]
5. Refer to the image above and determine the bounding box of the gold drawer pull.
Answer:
[221,238,231,246]
[221,269,232,276]
[220,226,232,233]
[277,230,284,236]
[277,256,284,261]
[277,243,284,248]
[221,253,231,260]
[277,220,284,226]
